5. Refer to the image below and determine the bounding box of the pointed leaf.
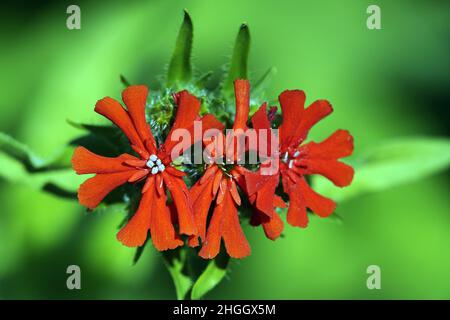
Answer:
[120,74,131,87]
[312,137,450,202]
[195,71,213,88]
[133,240,148,265]
[163,248,193,300]
[253,66,277,94]
[221,23,250,95]
[0,132,72,172]
[167,10,193,87]
[191,250,229,300]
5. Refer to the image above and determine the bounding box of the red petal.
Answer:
[163,90,201,153]
[216,178,227,205]
[72,147,138,174]
[94,97,145,151]
[229,179,241,206]
[150,190,184,251]
[189,171,218,242]
[198,200,224,259]
[291,99,333,147]
[117,179,154,247]
[165,166,186,177]
[212,170,223,195]
[200,165,219,185]
[301,129,354,159]
[221,191,251,259]
[278,90,305,149]
[301,159,354,187]
[251,210,284,240]
[252,103,271,131]
[298,177,336,217]
[162,172,197,235]
[123,159,147,167]
[251,103,277,157]
[128,169,149,183]
[201,114,225,132]
[281,172,308,228]
[122,85,157,153]
[232,79,250,131]
[199,187,250,259]
[78,170,135,209]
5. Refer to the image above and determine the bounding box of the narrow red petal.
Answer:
[229,179,241,206]
[117,179,154,247]
[189,172,218,242]
[149,190,184,251]
[216,178,227,205]
[278,90,305,149]
[301,129,354,160]
[281,172,308,228]
[165,166,187,177]
[163,90,201,154]
[200,165,219,185]
[232,79,250,131]
[94,97,144,150]
[291,99,333,147]
[199,188,251,259]
[72,147,137,174]
[298,177,336,217]
[251,210,284,240]
[128,169,149,183]
[122,85,157,153]
[302,159,354,187]
[162,172,197,236]
[212,170,223,195]
[78,170,135,209]
[221,191,251,258]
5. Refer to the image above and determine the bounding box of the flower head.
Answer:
[72,85,220,251]
[250,90,354,234]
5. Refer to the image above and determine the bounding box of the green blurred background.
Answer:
[0,0,449,299]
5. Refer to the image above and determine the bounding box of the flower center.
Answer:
[146,154,165,174]
[282,150,301,169]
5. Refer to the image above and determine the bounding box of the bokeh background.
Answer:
[0,0,449,299]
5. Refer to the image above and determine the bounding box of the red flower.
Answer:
[188,79,269,259]
[72,85,221,251]
[251,89,354,234]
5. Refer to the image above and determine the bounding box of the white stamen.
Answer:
[293,151,300,158]
[146,160,155,168]
[288,160,294,169]
[158,164,165,172]
[151,167,159,175]
[156,159,162,165]
[149,154,157,162]
[283,152,288,163]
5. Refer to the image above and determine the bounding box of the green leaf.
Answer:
[191,250,229,300]
[68,120,126,156]
[312,137,450,202]
[0,132,71,172]
[221,23,250,96]
[133,241,147,265]
[195,71,213,88]
[167,10,193,88]
[253,66,277,94]
[163,248,193,300]
[42,183,77,200]
[120,74,131,87]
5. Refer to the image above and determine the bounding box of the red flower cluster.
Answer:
[72,80,354,259]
